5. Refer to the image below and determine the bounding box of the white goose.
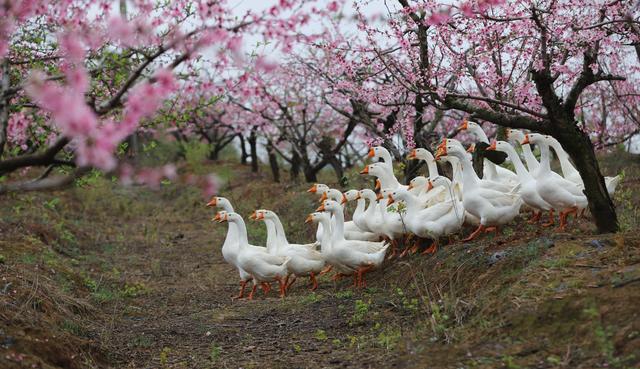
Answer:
[305,212,358,285]
[523,134,588,230]
[254,210,324,291]
[214,212,290,299]
[361,162,408,191]
[320,188,378,241]
[388,176,465,254]
[506,129,540,175]
[206,196,256,299]
[459,120,519,185]
[316,200,388,287]
[544,136,621,197]
[436,143,523,241]
[486,140,554,225]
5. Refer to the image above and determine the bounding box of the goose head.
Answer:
[212,210,228,222]
[206,196,232,210]
[305,211,330,225]
[316,199,341,214]
[408,176,428,191]
[307,183,330,194]
[522,133,548,146]
[343,189,360,204]
[486,140,513,154]
[506,129,526,146]
[359,189,377,202]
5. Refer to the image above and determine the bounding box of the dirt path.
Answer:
[92,208,406,368]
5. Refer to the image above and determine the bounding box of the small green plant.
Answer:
[210,344,222,362]
[121,282,148,298]
[336,290,353,299]
[0,254,5,264]
[43,197,60,210]
[314,329,328,341]
[376,327,401,350]
[83,277,98,292]
[395,288,419,314]
[300,292,322,304]
[350,299,371,326]
[292,343,301,353]
[159,347,171,367]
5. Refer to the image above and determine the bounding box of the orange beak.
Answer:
[307,184,317,193]
[435,146,447,160]
[487,141,497,151]
[316,203,325,212]
[319,192,328,202]
[375,179,381,191]
[304,214,313,224]
[407,149,417,159]
[459,119,468,131]
[360,166,369,175]
[387,194,395,205]
[249,210,257,220]
[257,212,265,220]
[376,192,383,201]
[206,198,217,207]
[407,182,414,190]
[355,192,361,200]
[437,139,447,150]
[467,144,475,153]
[427,180,434,191]
[368,147,375,158]
[341,194,348,205]
[212,212,222,222]
[521,134,530,145]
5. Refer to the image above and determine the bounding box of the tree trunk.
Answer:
[238,134,248,165]
[290,150,301,181]
[303,166,318,183]
[266,141,280,183]
[248,128,258,173]
[554,125,618,233]
[327,155,345,186]
[0,59,10,157]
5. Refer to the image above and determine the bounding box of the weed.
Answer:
[292,343,302,353]
[300,292,322,304]
[121,282,148,298]
[0,254,5,264]
[336,290,353,299]
[20,253,38,264]
[131,335,154,348]
[159,347,171,367]
[395,288,419,315]
[61,320,83,336]
[314,329,328,341]
[209,343,222,362]
[43,197,60,210]
[501,355,520,369]
[376,327,401,350]
[350,299,371,326]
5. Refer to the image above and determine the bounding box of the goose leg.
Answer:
[233,280,247,300]
[261,282,271,296]
[421,239,438,255]
[319,265,333,276]
[247,283,258,300]
[286,275,297,290]
[528,211,542,224]
[387,239,398,259]
[399,246,411,258]
[542,209,555,227]
[462,225,485,242]
[410,241,420,254]
[309,272,318,291]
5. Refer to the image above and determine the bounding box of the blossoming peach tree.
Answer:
[311,0,639,233]
[0,0,332,196]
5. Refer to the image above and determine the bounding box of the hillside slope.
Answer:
[0,155,639,368]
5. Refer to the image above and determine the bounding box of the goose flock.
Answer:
[207,122,622,300]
